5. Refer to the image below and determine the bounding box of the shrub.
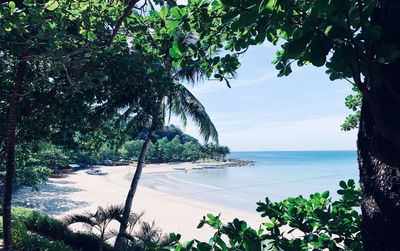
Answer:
[162,179,362,251]
[1,207,114,251]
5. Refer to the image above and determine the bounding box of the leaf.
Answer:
[45,0,60,11]
[9,1,16,11]
[339,180,347,189]
[310,33,331,67]
[221,10,240,24]
[284,33,311,57]
[160,6,168,20]
[170,7,186,19]
[165,20,180,30]
[324,25,333,36]
[321,191,330,199]
[265,0,277,11]
[169,41,182,58]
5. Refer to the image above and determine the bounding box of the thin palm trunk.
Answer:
[3,59,27,251]
[114,123,154,249]
[99,232,104,251]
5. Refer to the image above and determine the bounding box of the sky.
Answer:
[169,44,358,151]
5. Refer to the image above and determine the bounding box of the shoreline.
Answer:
[13,162,262,241]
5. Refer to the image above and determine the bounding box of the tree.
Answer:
[182,141,201,161]
[122,140,144,161]
[184,0,399,249]
[114,82,219,248]
[113,0,241,245]
[0,0,166,248]
[65,205,124,251]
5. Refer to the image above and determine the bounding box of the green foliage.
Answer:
[96,125,230,163]
[341,87,362,131]
[0,208,72,251]
[14,165,52,189]
[160,180,362,251]
[0,207,115,251]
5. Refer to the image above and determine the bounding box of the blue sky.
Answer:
[170,44,357,151]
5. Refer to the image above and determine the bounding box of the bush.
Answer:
[12,221,73,251]
[161,179,362,251]
[0,207,114,251]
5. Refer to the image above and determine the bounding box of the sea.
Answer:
[138,151,359,212]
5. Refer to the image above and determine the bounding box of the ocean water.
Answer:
[138,151,359,212]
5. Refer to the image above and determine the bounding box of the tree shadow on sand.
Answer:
[12,179,90,216]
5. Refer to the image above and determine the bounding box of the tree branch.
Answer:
[108,0,141,46]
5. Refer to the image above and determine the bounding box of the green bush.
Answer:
[1,207,114,251]
[162,180,362,251]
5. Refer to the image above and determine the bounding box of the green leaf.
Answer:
[169,41,183,58]
[160,6,168,20]
[9,1,16,11]
[170,7,186,19]
[265,0,277,11]
[310,33,331,67]
[165,20,180,30]
[284,33,311,57]
[324,25,333,36]
[45,0,60,11]
[321,191,330,199]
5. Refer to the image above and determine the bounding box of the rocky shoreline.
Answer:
[197,158,255,168]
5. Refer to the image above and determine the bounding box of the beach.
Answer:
[13,162,262,241]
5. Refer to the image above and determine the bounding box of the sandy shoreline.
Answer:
[13,162,263,241]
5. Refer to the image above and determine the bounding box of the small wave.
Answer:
[165,174,222,190]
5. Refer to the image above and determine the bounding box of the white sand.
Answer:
[18,163,263,241]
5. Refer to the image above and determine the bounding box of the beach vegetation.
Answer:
[159,180,362,251]
[0,207,115,251]
[65,205,125,251]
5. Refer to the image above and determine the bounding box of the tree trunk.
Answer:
[357,97,400,251]
[99,232,104,251]
[356,1,400,250]
[114,125,154,249]
[2,60,27,251]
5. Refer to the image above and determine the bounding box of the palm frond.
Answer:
[127,211,145,230]
[98,204,124,222]
[123,113,152,136]
[64,212,97,228]
[171,84,218,143]
[173,61,205,85]
[135,221,162,245]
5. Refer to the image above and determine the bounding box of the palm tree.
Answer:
[116,216,172,250]
[64,205,124,251]
[114,81,219,248]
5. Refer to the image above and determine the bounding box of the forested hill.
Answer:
[137,125,199,145]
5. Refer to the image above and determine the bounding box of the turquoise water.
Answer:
[138,151,358,212]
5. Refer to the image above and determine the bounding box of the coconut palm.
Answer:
[64,205,125,251]
[114,81,219,248]
[114,213,172,250]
